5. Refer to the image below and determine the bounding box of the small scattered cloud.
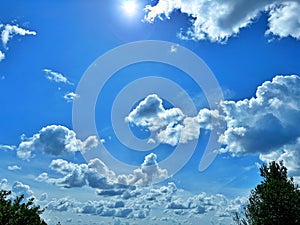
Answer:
[17,125,100,160]
[144,0,300,43]
[0,50,5,62]
[43,69,73,85]
[8,165,22,171]
[64,92,79,102]
[0,24,36,48]
[0,144,16,151]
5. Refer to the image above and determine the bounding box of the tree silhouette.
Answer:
[234,161,300,225]
[0,189,47,225]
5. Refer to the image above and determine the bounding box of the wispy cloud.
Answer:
[1,24,36,48]
[64,92,79,102]
[8,165,22,171]
[0,144,16,151]
[43,69,73,85]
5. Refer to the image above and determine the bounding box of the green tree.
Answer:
[0,189,47,225]
[234,161,300,225]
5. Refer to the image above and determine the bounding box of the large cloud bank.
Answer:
[127,75,300,180]
[144,0,300,43]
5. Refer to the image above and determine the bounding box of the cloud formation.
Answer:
[17,125,99,160]
[0,24,36,48]
[43,69,73,85]
[45,182,245,222]
[144,0,300,43]
[0,50,4,62]
[126,94,221,146]
[126,75,300,181]
[8,165,22,171]
[64,92,80,102]
[37,153,168,188]
[0,144,16,151]
[12,181,34,200]
[220,75,300,155]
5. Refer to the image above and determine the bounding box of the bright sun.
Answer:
[122,0,138,16]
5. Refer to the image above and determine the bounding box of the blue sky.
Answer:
[1,0,300,224]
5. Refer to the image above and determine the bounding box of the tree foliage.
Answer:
[0,189,47,225]
[235,161,300,225]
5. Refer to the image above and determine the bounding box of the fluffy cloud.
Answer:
[17,125,99,160]
[144,0,300,43]
[266,1,300,39]
[127,75,300,181]
[126,94,222,146]
[219,75,300,155]
[64,92,80,102]
[45,182,245,222]
[117,153,169,186]
[126,94,185,132]
[12,181,34,200]
[1,24,36,48]
[43,69,73,85]
[0,50,4,62]
[37,153,168,188]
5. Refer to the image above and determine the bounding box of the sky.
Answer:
[1,0,300,224]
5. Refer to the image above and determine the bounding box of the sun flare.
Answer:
[122,0,138,16]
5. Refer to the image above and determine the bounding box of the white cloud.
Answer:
[126,94,222,146]
[219,75,300,155]
[12,181,34,200]
[0,50,5,62]
[126,75,300,183]
[37,153,168,188]
[126,94,185,132]
[64,92,79,102]
[38,155,168,198]
[1,24,36,48]
[8,165,22,171]
[117,153,169,186]
[266,1,300,39]
[17,125,100,160]
[144,0,300,43]
[0,144,16,151]
[43,69,73,85]
[0,178,8,190]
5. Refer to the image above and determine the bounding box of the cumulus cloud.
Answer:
[0,50,4,62]
[266,1,300,39]
[12,181,34,200]
[17,125,100,160]
[43,69,73,85]
[219,75,300,155]
[117,153,169,186]
[127,75,300,181]
[1,24,36,48]
[144,0,300,42]
[63,92,80,102]
[45,182,245,222]
[126,94,222,146]
[37,153,168,188]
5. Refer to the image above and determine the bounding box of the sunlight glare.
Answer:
[122,0,138,17]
